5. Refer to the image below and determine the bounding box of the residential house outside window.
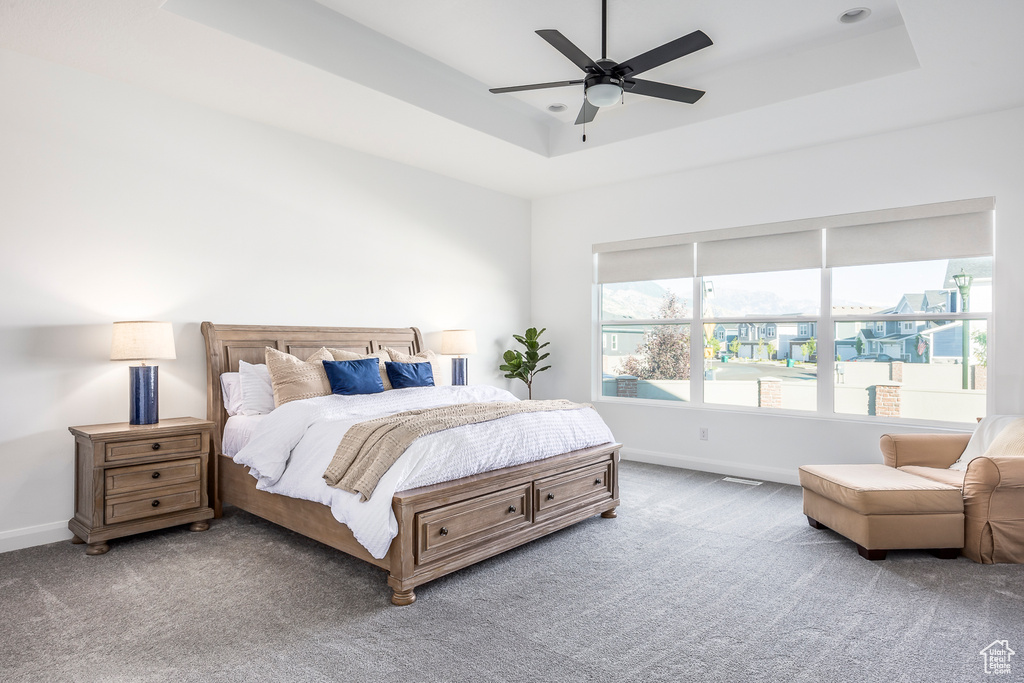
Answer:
[593,197,994,424]
[832,257,991,422]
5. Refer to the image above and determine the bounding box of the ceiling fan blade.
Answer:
[574,100,599,125]
[624,78,705,104]
[536,30,602,73]
[613,30,713,78]
[489,80,584,94]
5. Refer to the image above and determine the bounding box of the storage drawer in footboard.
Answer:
[415,483,532,565]
[534,461,613,523]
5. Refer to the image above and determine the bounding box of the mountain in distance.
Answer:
[601,281,671,320]
[603,282,817,320]
[706,290,818,317]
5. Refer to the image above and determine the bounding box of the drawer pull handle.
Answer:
[151,443,161,451]
[508,505,517,514]
[439,527,448,536]
[594,478,602,485]
[152,471,161,479]
[547,493,555,500]
[151,500,160,508]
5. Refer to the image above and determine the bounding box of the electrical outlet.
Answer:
[700,427,709,441]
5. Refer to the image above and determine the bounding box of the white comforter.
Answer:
[233,385,615,559]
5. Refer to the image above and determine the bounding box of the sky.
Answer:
[650,259,990,312]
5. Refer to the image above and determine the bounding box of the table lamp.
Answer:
[441,329,477,386]
[110,321,176,425]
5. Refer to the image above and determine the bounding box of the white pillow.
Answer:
[238,360,276,415]
[949,415,1021,471]
[219,372,243,416]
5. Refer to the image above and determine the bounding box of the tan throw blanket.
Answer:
[323,399,589,501]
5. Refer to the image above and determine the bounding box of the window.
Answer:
[599,276,694,402]
[595,197,994,424]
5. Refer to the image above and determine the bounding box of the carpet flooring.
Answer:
[1,461,1022,682]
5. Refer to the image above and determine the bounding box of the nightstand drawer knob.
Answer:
[151,500,160,508]
[152,471,161,479]
[547,493,555,500]
[508,505,517,514]
[151,443,161,451]
[594,478,602,485]
[439,527,448,536]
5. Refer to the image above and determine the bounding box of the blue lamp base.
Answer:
[129,365,159,425]
[451,357,468,386]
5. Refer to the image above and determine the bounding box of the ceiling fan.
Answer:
[489,0,713,131]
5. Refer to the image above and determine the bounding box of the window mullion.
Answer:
[819,267,834,414]
[692,276,704,406]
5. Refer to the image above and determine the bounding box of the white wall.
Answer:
[533,105,1024,484]
[0,50,532,552]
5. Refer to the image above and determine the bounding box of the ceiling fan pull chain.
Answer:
[582,105,587,143]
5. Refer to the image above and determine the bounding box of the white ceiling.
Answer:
[1,1,1023,198]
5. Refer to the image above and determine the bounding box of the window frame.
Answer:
[596,259,993,428]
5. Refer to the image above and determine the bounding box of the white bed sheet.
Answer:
[223,415,266,458]
[232,385,615,559]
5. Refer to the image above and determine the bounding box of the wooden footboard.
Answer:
[220,443,620,604]
[387,442,620,604]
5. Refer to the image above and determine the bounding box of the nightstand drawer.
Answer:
[105,433,203,463]
[105,457,201,496]
[105,482,202,524]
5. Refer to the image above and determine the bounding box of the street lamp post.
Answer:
[953,269,973,390]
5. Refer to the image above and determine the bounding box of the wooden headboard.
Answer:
[200,322,423,457]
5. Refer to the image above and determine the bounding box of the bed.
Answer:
[201,322,621,605]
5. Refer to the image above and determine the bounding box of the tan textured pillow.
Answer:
[981,417,1024,458]
[384,347,445,386]
[326,348,393,390]
[265,347,333,407]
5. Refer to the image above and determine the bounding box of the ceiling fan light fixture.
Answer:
[586,82,622,107]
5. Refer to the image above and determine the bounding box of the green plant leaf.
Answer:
[536,365,551,373]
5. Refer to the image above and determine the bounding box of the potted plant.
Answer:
[500,327,551,399]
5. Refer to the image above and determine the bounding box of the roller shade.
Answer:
[826,210,994,267]
[696,230,822,277]
[597,243,694,284]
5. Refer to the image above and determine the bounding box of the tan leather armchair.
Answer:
[880,433,1024,563]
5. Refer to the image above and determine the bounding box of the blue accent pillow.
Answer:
[385,361,435,389]
[323,358,385,395]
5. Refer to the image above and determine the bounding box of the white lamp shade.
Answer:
[586,83,622,107]
[110,321,177,361]
[441,329,477,355]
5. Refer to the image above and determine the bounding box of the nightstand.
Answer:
[68,417,215,555]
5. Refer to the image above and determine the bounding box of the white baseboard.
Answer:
[620,447,801,486]
[0,520,73,554]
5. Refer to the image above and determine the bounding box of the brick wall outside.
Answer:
[869,382,901,417]
[758,377,782,409]
[616,375,638,398]
[972,365,987,391]
[890,361,903,382]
